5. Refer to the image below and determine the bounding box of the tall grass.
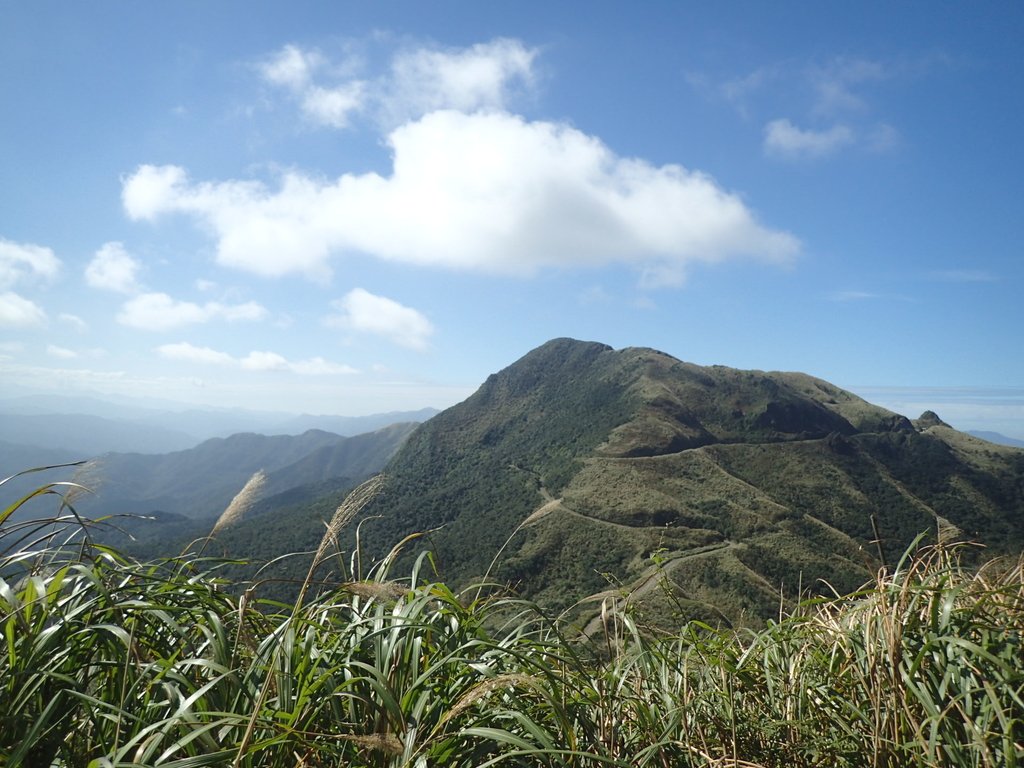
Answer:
[2,469,1022,766]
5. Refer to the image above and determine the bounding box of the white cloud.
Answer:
[127,40,797,287]
[122,165,332,278]
[123,110,799,285]
[0,237,60,289]
[259,43,366,128]
[289,356,358,375]
[259,38,535,131]
[157,341,356,375]
[260,44,324,90]
[46,344,79,359]
[119,293,207,329]
[327,288,434,350]
[384,38,536,123]
[218,302,267,322]
[0,291,47,327]
[240,350,290,371]
[59,313,88,331]
[117,292,267,331]
[121,164,233,222]
[764,119,854,158]
[301,82,366,128]
[157,341,235,365]
[85,241,142,293]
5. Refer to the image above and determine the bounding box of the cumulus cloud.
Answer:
[301,82,366,128]
[121,165,201,221]
[117,292,267,331]
[85,241,142,293]
[0,237,60,289]
[259,43,366,128]
[122,110,799,284]
[157,341,235,365]
[326,288,434,350]
[46,344,79,359]
[240,350,289,371]
[259,38,535,131]
[764,119,854,158]
[289,356,358,375]
[124,38,799,288]
[383,38,536,123]
[0,291,47,327]
[261,44,324,90]
[157,341,356,375]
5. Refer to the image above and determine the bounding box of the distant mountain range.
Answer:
[0,394,438,455]
[67,425,415,520]
[967,430,1024,448]
[1,417,424,553]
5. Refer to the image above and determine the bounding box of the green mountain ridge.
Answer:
[0,395,441,449]
[72,423,419,522]
[341,338,1024,627]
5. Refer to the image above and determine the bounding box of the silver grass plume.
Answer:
[66,459,103,507]
[343,579,408,601]
[211,470,267,535]
[233,473,387,765]
[337,732,404,757]
[313,473,385,567]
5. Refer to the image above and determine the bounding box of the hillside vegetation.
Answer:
[38,338,1020,632]
[6,338,1022,763]
[2,475,1022,767]
[341,339,1024,627]
[75,422,419,521]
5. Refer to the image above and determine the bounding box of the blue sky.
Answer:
[1,2,1022,437]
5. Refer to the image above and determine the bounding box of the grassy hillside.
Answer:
[100,339,1022,630]
[344,339,1024,627]
[2,480,1022,767]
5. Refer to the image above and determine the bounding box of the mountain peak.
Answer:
[506,338,614,374]
[349,338,1024,628]
[915,410,951,429]
[133,337,1019,630]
